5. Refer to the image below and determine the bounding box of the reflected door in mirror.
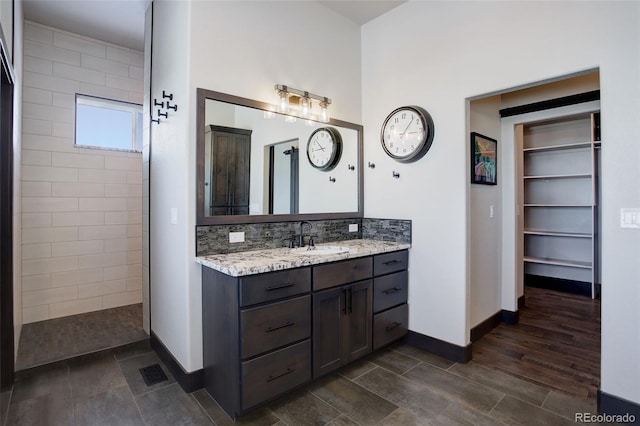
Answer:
[269,140,299,214]
[205,125,251,215]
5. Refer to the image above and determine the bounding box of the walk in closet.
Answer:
[518,109,601,298]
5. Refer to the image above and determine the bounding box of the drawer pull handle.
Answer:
[265,321,295,333]
[267,367,295,382]
[382,260,401,266]
[386,321,402,331]
[266,283,294,291]
[383,287,402,294]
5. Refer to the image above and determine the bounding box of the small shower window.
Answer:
[75,94,143,152]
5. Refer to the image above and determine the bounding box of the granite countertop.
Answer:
[195,239,411,277]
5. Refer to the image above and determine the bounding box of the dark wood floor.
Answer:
[473,286,601,401]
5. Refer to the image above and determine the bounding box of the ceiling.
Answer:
[22,0,405,52]
[23,0,152,51]
[318,1,406,25]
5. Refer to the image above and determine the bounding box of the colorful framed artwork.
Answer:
[471,132,497,185]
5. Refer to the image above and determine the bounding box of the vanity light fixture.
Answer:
[274,84,332,123]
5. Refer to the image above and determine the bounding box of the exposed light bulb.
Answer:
[300,94,310,118]
[320,103,330,123]
[278,90,289,113]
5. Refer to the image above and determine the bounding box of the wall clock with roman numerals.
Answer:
[380,105,435,163]
[307,127,343,171]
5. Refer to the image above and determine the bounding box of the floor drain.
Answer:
[139,364,168,386]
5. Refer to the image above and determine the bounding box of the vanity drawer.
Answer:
[240,295,310,359]
[373,303,408,350]
[373,271,408,313]
[313,257,372,291]
[239,267,311,307]
[374,250,408,276]
[241,339,311,411]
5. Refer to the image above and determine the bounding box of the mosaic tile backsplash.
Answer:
[196,217,411,256]
[362,218,412,244]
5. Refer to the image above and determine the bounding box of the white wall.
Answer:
[469,96,501,328]
[149,0,192,370]
[20,22,144,322]
[362,0,640,405]
[150,0,361,372]
[0,0,14,63]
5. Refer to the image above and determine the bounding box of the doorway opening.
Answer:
[15,22,150,371]
[468,69,601,403]
[268,139,300,215]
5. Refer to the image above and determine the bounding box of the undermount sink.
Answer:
[290,246,350,255]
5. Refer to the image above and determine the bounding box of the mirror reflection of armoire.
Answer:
[205,125,251,215]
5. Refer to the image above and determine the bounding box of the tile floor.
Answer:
[3,290,600,425]
[15,304,147,371]
[3,338,595,425]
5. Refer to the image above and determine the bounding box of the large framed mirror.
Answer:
[196,88,363,225]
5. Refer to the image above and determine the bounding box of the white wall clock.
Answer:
[307,127,342,171]
[380,105,435,163]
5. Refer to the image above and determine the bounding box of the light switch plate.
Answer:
[349,224,358,232]
[620,208,640,229]
[229,231,245,243]
[170,208,178,224]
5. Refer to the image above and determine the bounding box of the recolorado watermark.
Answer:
[575,412,636,423]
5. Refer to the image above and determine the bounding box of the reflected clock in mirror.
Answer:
[196,89,363,225]
[307,127,342,171]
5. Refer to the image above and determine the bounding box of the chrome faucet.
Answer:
[299,221,313,248]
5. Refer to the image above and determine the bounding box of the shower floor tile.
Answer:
[16,304,147,371]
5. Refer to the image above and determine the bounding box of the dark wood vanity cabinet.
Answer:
[202,249,408,419]
[202,266,312,417]
[372,251,409,349]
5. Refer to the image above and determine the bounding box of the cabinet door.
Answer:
[313,287,345,378]
[210,131,231,215]
[313,280,373,378]
[229,132,250,214]
[345,280,372,362]
[209,128,251,216]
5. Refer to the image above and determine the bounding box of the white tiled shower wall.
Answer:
[21,21,144,323]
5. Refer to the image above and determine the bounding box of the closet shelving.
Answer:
[521,111,600,298]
